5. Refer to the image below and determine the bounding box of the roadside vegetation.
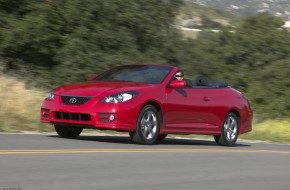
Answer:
[0,1,289,143]
[241,120,290,144]
[0,75,50,132]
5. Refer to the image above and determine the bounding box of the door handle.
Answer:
[203,96,210,101]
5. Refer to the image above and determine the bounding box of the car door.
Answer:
[163,87,223,133]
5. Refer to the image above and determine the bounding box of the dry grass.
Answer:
[241,120,290,144]
[0,75,52,132]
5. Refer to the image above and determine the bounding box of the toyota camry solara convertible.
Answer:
[40,64,253,146]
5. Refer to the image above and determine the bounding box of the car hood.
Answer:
[55,81,153,97]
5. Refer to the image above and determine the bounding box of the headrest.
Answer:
[196,76,209,86]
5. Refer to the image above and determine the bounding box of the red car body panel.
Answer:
[40,64,253,136]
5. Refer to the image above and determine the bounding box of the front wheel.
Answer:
[54,125,83,138]
[129,132,134,141]
[214,113,240,146]
[156,134,168,142]
[132,105,161,145]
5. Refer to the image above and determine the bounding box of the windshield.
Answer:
[95,65,173,84]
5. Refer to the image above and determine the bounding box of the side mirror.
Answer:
[169,80,186,88]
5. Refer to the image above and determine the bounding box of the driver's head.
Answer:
[174,71,184,80]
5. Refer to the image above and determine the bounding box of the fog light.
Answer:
[41,108,50,118]
[98,113,118,123]
[109,115,115,121]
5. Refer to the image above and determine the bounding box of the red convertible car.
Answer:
[40,64,253,146]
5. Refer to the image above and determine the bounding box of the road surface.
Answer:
[0,133,289,190]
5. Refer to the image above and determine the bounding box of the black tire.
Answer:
[129,132,134,141]
[130,133,167,143]
[132,105,161,145]
[157,134,168,142]
[54,125,83,138]
[214,113,240,146]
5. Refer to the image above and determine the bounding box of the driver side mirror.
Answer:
[169,80,186,88]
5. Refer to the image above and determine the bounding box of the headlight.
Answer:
[100,91,139,103]
[47,91,54,100]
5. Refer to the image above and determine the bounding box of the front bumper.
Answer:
[40,96,141,132]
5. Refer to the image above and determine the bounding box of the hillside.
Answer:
[185,0,290,20]
[176,3,239,39]
[177,3,238,28]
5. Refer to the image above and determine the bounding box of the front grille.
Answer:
[61,95,92,105]
[55,112,91,121]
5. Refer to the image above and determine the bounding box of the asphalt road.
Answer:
[0,133,290,190]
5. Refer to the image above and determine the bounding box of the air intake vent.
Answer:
[55,112,91,121]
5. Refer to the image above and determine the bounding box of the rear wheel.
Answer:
[214,113,239,146]
[132,105,161,145]
[54,125,83,138]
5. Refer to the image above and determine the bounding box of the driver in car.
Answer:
[174,70,193,87]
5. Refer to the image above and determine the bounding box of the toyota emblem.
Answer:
[69,98,77,104]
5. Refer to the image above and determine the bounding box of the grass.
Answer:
[241,120,290,144]
[0,75,52,132]
[1,74,289,144]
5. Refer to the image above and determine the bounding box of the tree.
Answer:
[0,0,183,87]
[247,59,290,119]
[198,13,290,118]
[200,14,290,86]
